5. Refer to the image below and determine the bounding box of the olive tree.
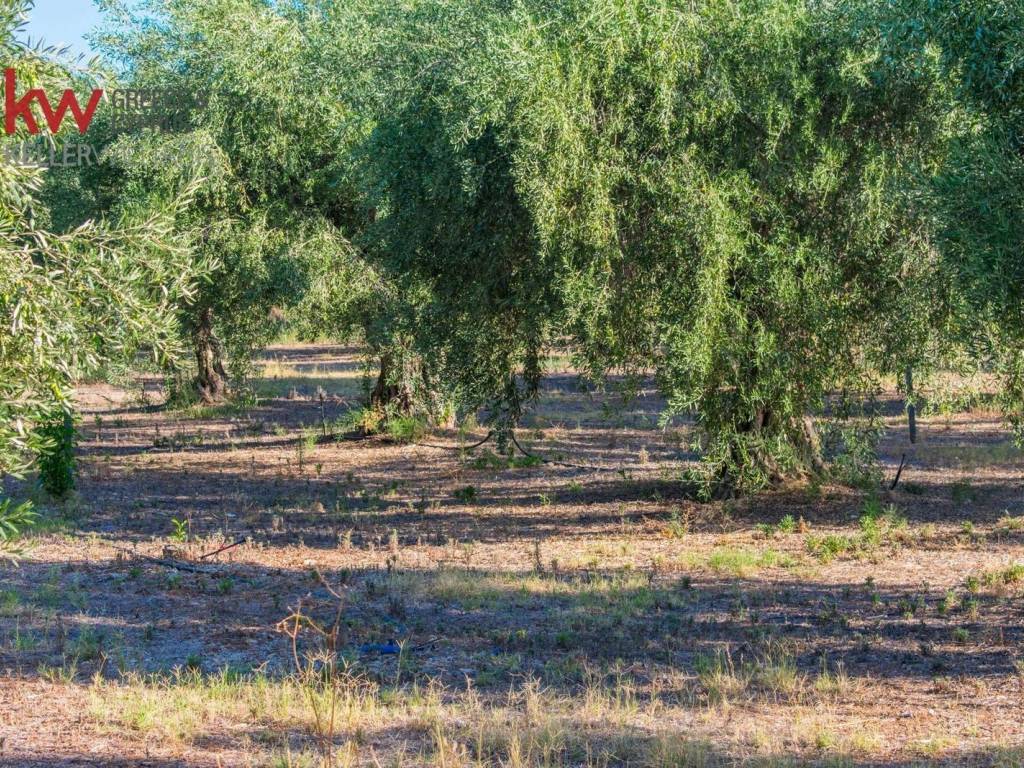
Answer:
[93,0,427,414]
[89,0,350,401]
[1,0,208,552]
[899,0,1024,436]
[356,0,950,493]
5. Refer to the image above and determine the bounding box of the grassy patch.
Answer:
[0,588,21,617]
[679,547,799,576]
[694,644,807,705]
[806,498,908,563]
[978,563,1024,589]
[468,449,542,471]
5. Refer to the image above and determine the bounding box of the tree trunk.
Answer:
[193,307,228,403]
[904,366,917,444]
[370,352,414,414]
[712,409,825,498]
[369,350,454,428]
[795,414,827,475]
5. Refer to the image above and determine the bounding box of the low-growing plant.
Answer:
[386,414,429,443]
[806,534,856,563]
[36,411,77,499]
[777,514,797,534]
[814,658,850,698]
[982,563,1024,587]
[997,514,1024,532]
[951,480,976,504]
[170,518,189,544]
[335,406,383,436]
[938,590,959,616]
[694,648,747,704]
[453,485,478,503]
[0,589,21,617]
[665,508,688,539]
[69,627,104,661]
[277,575,351,767]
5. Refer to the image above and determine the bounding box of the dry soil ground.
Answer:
[1,344,1022,767]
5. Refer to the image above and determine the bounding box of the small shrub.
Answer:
[386,415,429,443]
[469,449,506,470]
[453,485,478,503]
[997,514,1024,532]
[695,547,797,575]
[0,589,21,617]
[951,480,976,504]
[982,563,1024,587]
[694,649,747,704]
[336,406,383,436]
[170,518,188,543]
[665,508,688,539]
[938,590,958,616]
[36,412,76,499]
[69,627,104,661]
[814,658,850,698]
[806,534,855,563]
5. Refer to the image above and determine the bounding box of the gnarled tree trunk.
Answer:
[193,307,228,403]
[712,408,825,498]
[370,351,415,414]
[369,348,452,427]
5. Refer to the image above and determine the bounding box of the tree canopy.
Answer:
[1,0,211,553]
[353,0,956,491]
[3,0,1023,510]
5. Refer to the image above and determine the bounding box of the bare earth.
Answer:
[1,344,1022,767]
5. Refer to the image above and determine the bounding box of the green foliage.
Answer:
[453,485,478,503]
[354,0,952,492]
[336,406,384,437]
[0,498,37,563]
[170,518,188,543]
[468,449,541,470]
[806,496,907,562]
[824,417,885,491]
[858,498,907,548]
[386,415,430,444]
[665,509,689,539]
[89,0,377,396]
[36,411,76,499]
[7,0,1024,509]
[867,0,1024,440]
[92,0,445,418]
[1,1,210,516]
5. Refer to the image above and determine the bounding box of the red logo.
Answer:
[4,68,104,135]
